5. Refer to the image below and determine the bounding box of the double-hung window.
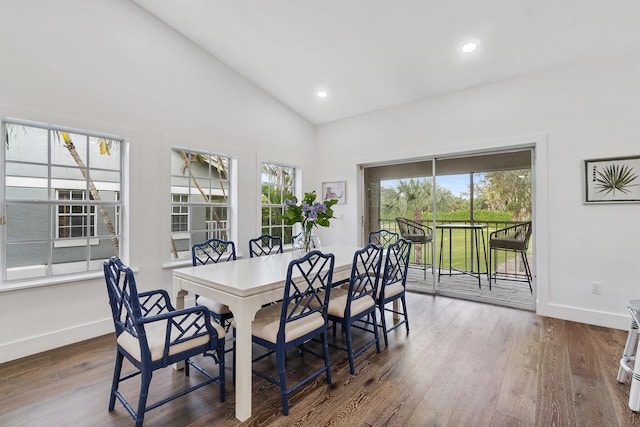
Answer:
[56,189,96,238]
[261,162,295,244]
[2,119,123,282]
[170,148,231,260]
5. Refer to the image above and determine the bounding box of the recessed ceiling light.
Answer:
[317,90,328,98]
[461,42,477,53]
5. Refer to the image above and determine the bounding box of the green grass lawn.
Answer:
[381,220,529,274]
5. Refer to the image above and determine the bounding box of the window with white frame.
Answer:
[170,148,231,260]
[56,189,96,238]
[261,162,295,244]
[171,194,189,233]
[2,119,123,282]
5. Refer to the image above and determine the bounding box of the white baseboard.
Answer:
[537,302,631,331]
[0,295,198,364]
[0,318,114,364]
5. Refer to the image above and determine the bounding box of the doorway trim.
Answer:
[356,133,548,313]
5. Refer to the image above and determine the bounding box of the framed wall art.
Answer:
[584,155,640,203]
[322,180,346,204]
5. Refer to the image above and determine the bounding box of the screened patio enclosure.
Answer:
[363,148,534,310]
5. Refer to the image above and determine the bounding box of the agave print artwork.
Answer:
[585,156,640,203]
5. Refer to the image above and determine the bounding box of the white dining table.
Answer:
[172,245,359,422]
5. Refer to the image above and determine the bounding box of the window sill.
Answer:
[0,270,106,293]
[163,259,193,269]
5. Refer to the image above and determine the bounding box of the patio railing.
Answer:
[377,218,531,281]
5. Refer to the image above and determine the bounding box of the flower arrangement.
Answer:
[284,191,338,253]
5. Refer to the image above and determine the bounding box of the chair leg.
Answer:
[371,310,381,353]
[521,251,533,293]
[619,319,639,383]
[488,247,493,291]
[322,330,333,384]
[108,351,124,411]
[422,243,427,280]
[218,341,226,402]
[277,349,289,416]
[345,321,355,375]
[401,296,410,333]
[630,336,640,411]
[135,369,152,427]
[379,303,389,347]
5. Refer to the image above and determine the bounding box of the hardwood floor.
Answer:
[1,292,638,426]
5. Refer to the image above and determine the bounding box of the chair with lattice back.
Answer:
[191,238,236,329]
[368,229,400,249]
[378,238,412,347]
[251,250,335,415]
[249,234,283,258]
[325,243,384,374]
[103,257,225,427]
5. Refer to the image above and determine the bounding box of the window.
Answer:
[170,148,231,260]
[171,194,189,233]
[2,119,123,281]
[261,162,295,244]
[56,189,96,238]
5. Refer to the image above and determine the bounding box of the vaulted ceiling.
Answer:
[132,0,640,124]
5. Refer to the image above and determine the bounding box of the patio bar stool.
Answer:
[618,299,640,411]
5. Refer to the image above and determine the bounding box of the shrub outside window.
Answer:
[261,162,295,244]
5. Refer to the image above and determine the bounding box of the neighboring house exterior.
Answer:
[169,147,230,260]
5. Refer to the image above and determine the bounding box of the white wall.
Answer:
[315,49,640,330]
[0,0,316,362]
[2,0,638,363]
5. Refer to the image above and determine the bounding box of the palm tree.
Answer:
[170,151,229,258]
[384,178,433,264]
[59,132,119,255]
[386,178,433,221]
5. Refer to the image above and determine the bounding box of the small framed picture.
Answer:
[584,155,640,203]
[322,181,346,204]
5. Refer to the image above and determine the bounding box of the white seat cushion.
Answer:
[197,296,231,315]
[118,313,225,362]
[378,282,404,300]
[325,288,375,319]
[252,302,325,344]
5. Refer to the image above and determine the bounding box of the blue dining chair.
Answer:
[191,238,236,330]
[251,250,335,415]
[103,257,225,427]
[378,238,412,346]
[249,234,283,258]
[368,229,400,249]
[325,243,384,374]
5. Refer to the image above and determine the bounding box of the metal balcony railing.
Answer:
[376,218,531,281]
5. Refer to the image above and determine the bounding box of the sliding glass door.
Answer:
[363,148,534,310]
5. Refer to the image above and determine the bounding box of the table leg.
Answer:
[480,229,489,282]
[229,301,261,422]
[172,280,187,370]
[474,228,481,288]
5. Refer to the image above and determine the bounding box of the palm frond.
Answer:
[594,163,639,195]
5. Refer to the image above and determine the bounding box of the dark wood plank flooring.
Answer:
[1,292,638,426]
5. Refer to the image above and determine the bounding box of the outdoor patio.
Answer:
[404,266,535,311]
